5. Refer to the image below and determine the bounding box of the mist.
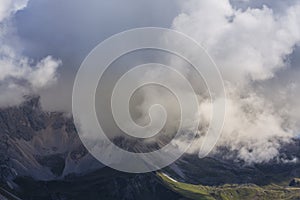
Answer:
[1,0,300,165]
[168,0,300,163]
[114,0,300,164]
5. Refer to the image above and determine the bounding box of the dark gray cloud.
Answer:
[14,0,181,111]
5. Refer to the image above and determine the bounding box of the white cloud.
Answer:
[0,0,28,21]
[166,0,300,163]
[0,0,61,107]
[173,0,300,84]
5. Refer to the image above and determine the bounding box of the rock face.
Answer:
[0,96,102,184]
[1,96,300,200]
[0,97,183,199]
[14,167,183,200]
[289,178,300,187]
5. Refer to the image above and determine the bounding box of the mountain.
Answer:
[0,97,182,200]
[157,172,300,200]
[0,97,299,200]
[0,96,102,184]
[13,168,183,200]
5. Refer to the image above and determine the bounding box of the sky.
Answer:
[3,0,298,111]
[12,0,181,111]
[1,0,300,164]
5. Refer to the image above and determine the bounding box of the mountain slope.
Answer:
[158,172,300,200]
[0,96,299,200]
[13,167,183,200]
[0,96,102,184]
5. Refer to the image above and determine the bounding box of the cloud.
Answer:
[13,0,181,111]
[173,0,300,84]
[0,0,28,21]
[4,0,298,165]
[164,0,300,163]
[85,0,300,164]
[199,85,292,163]
[0,0,61,107]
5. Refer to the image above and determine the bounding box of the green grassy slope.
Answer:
[157,172,300,200]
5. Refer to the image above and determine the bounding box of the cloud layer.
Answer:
[169,0,300,163]
[1,0,300,165]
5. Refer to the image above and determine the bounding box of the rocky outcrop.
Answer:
[14,167,183,200]
[289,178,300,187]
[0,96,102,184]
[0,96,300,200]
[0,97,182,200]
